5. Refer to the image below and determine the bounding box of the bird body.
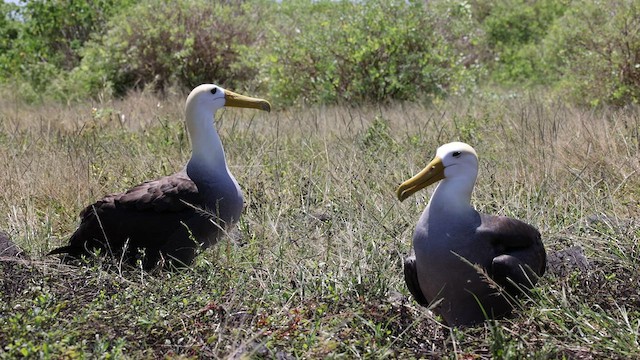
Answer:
[50,85,271,268]
[398,142,546,326]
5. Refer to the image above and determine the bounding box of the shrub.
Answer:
[19,0,135,71]
[475,0,568,84]
[0,2,21,78]
[0,0,134,99]
[542,0,640,106]
[68,0,267,98]
[247,0,481,106]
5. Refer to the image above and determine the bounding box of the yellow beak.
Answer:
[224,89,271,112]
[397,156,445,201]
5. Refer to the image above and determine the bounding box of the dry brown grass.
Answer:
[0,89,639,358]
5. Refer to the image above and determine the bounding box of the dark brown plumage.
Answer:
[49,172,220,268]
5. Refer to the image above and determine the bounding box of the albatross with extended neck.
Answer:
[397,142,546,326]
[49,84,271,269]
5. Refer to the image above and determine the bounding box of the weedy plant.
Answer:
[0,89,639,358]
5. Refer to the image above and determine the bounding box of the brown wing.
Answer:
[86,173,201,214]
[50,173,213,268]
[477,215,547,295]
[403,252,430,306]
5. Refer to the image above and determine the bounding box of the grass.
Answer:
[0,88,639,359]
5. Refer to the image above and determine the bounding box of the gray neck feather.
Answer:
[185,105,229,182]
[428,177,475,215]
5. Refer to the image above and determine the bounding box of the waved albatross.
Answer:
[49,84,271,269]
[397,142,546,326]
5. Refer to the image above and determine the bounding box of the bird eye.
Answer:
[452,151,462,157]
[210,88,217,95]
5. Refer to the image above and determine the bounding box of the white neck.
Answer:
[428,176,475,215]
[185,105,227,172]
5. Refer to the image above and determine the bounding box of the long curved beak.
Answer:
[224,89,271,112]
[397,156,445,201]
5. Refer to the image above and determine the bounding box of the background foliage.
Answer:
[1,0,135,101]
[244,0,479,105]
[542,0,640,106]
[1,0,639,106]
[68,0,266,99]
[474,0,568,84]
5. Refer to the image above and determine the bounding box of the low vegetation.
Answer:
[2,0,640,106]
[1,88,639,358]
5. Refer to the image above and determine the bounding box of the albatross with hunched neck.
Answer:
[397,142,546,326]
[49,84,271,269]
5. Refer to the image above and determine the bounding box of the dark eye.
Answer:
[210,88,217,94]
[452,151,462,158]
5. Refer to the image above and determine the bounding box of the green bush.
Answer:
[247,0,480,106]
[5,0,639,107]
[0,2,21,78]
[67,0,268,98]
[543,0,640,106]
[475,0,568,84]
[0,0,134,99]
[20,0,135,71]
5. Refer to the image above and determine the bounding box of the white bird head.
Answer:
[184,84,271,169]
[186,84,271,116]
[397,142,478,202]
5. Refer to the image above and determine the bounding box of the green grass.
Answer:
[1,89,639,358]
